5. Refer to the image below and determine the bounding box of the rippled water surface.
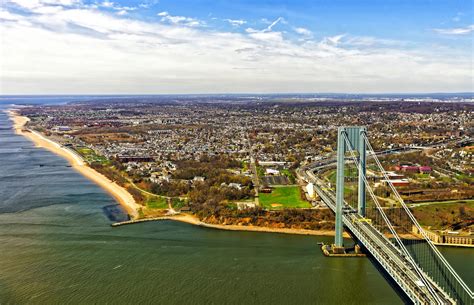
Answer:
[0,103,472,305]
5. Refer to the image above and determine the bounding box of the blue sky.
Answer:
[1,0,472,94]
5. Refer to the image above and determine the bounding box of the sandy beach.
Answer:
[7,110,139,219]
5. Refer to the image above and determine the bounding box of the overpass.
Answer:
[299,127,473,305]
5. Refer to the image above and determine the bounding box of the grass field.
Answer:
[171,198,187,209]
[411,200,474,228]
[326,168,358,184]
[146,197,168,209]
[145,196,188,210]
[75,147,109,164]
[415,173,431,179]
[259,186,311,209]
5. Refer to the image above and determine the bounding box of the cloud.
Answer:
[248,31,283,43]
[294,27,312,37]
[158,11,203,27]
[138,0,159,9]
[98,1,138,15]
[342,36,404,48]
[323,34,345,45]
[434,25,474,35]
[0,2,472,94]
[6,0,79,9]
[100,1,114,8]
[225,19,246,27]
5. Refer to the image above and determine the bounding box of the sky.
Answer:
[0,0,473,94]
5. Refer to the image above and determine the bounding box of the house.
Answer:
[220,182,242,190]
[306,183,315,199]
[419,166,432,173]
[381,179,409,187]
[228,183,242,190]
[395,165,432,174]
[265,168,280,175]
[384,171,405,179]
[395,165,419,173]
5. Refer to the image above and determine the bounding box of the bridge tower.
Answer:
[335,126,367,247]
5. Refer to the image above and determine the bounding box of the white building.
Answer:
[265,168,280,175]
[306,183,315,199]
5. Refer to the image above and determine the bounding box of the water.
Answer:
[0,102,472,305]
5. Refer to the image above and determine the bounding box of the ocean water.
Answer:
[0,103,472,305]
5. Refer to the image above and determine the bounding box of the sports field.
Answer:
[259,186,311,209]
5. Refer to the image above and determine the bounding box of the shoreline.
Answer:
[116,215,474,247]
[7,110,139,219]
[113,213,349,237]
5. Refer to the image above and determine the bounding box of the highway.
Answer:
[297,137,473,179]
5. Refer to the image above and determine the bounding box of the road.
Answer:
[250,156,260,206]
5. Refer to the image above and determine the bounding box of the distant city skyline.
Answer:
[1,0,473,94]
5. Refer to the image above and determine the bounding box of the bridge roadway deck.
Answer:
[305,171,454,305]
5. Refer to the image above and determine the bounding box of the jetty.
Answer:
[111,216,181,227]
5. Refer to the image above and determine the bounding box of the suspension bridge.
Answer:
[299,126,473,305]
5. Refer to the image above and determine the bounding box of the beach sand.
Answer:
[7,110,139,219]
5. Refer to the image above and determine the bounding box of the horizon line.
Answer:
[1,92,473,97]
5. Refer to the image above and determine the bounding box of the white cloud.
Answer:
[99,1,137,14]
[295,27,312,37]
[158,11,204,27]
[324,34,345,45]
[0,4,472,94]
[248,31,283,43]
[101,1,114,8]
[6,0,79,9]
[342,36,404,48]
[434,25,474,35]
[225,19,246,27]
